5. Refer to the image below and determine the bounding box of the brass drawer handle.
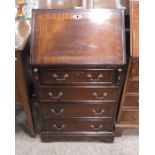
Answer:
[48,92,63,99]
[132,114,139,121]
[50,108,64,114]
[87,74,103,81]
[92,109,105,114]
[53,124,66,130]
[90,124,103,130]
[53,73,69,81]
[93,92,108,99]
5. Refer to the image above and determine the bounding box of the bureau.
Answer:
[31,9,126,142]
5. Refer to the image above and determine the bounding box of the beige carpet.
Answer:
[15,109,139,155]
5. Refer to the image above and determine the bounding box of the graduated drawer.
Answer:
[41,118,113,132]
[126,81,139,93]
[129,59,139,80]
[119,109,139,124]
[123,95,139,107]
[38,86,119,101]
[39,69,120,84]
[39,102,115,118]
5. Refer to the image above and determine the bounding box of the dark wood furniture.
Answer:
[15,20,35,137]
[115,0,139,135]
[36,0,118,9]
[31,8,126,142]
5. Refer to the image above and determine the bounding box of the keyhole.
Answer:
[72,15,81,20]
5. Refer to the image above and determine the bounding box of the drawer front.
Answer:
[126,81,139,93]
[129,59,139,79]
[41,118,113,132]
[39,102,115,118]
[119,109,139,123]
[39,69,118,84]
[38,87,119,101]
[123,95,139,107]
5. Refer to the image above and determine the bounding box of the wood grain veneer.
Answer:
[31,8,126,142]
[31,9,126,65]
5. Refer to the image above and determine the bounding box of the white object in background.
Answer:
[116,0,125,9]
[24,0,39,18]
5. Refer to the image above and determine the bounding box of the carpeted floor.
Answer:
[15,109,139,155]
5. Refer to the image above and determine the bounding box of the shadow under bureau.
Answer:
[31,9,126,142]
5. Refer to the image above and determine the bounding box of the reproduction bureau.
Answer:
[31,8,126,142]
[116,0,139,135]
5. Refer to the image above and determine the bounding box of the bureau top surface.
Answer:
[31,9,126,65]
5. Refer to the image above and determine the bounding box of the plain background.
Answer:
[0,0,155,155]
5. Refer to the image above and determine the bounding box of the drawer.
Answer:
[129,59,139,80]
[119,109,139,124]
[38,69,120,84]
[126,81,139,93]
[38,86,119,101]
[39,102,115,118]
[123,95,139,107]
[41,118,113,132]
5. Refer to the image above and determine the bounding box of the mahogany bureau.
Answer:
[116,0,139,135]
[31,9,126,142]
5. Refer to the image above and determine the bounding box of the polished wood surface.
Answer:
[15,78,21,105]
[115,0,139,136]
[42,118,113,132]
[38,86,119,101]
[32,64,125,142]
[117,58,139,114]
[116,57,139,136]
[130,0,139,57]
[39,68,118,85]
[41,132,114,142]
[31,9,126,65]
[39,102,115,118]
[123,95,139,107]
[126,80,139,92]
[119,109,139,123]
[31,5,126,142]
[15,20,35,137]
[129,57,139,80]
[32,66,125,143]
